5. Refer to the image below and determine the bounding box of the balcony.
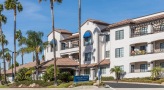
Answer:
[131,22,164,38]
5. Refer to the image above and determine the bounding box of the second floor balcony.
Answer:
[130,39,164,56]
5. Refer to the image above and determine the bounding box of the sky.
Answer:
[0,0,164,67]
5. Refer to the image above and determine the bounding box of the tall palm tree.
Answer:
[110,66,123,83]
[38,0,62,85]
[0,4,7,83]
[26,30,44,80]
[4,0,23,79]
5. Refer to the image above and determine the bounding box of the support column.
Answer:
[147,42,153,53]
[90,68,95,80]
[148,62,154,71]
[75,68,79,76]
[148,24,153,34]
[69,41,72,48]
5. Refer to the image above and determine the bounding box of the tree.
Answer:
[0,4,7,84]
[15,67,28,81]
[110,66,123,83]
[4,0,23,79]
[42,65,59,82]
[25,30,44,80]
[151,66,163,80]
[38,0,62,85]
[9,61,19,69]
[4,52,11,69]
[16,30,27,65]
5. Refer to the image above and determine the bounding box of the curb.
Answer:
[103,81,164,86]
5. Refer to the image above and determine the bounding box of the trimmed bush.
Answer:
[74,81,94,87]
[58,72,72,82]
[101,76,114,81]
[11,80,54,87]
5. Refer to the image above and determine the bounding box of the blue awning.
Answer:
[50,39,57,45]
[83,31,91,38]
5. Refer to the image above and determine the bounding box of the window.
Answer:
[85,52,91,61]
[83,31,92,46]
[160,43,164,51]
[119,65,124,72]
[100,67,106,74]
[160,62,164,68]
[115,48,124,58]
[84,69,90,75]
[140,64,148,72]
[106,35,110,42]
[131,65,135,73]
[160,23,164,31]
[84,37,92,46]
[105,51,110,58]
[140,27,147,35]
[140,45,146,51]
[116,30,124,40]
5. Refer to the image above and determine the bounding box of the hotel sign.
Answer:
[74,76,89,83]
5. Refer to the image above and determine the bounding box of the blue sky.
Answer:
[0,0,164,66]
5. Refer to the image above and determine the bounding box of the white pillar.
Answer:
[148,62,154,71]
[148,24,153,34]
[90,68,95,80]
[75,68,79,76]
[69,41,72,48]
[147,42,153,53]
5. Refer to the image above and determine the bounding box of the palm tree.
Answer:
[17,47,27,65]
[16,30,26,65]
[0,4,7,83]
[151,66,163,80]
[4,52,11,70]
[0,35,8,83]
[110,66,123,83]
[38,0,62,85]
[25,30,44,80]
[4,0,23,79]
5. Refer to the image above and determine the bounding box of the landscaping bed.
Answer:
[101,76,164,84]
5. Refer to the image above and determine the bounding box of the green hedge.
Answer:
[121,78,164,84]
[74,81,94,87]
[101,76,114,81]
[11,80,54,87]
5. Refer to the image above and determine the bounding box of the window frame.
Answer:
[105,51,110,58]
[105,35,110,42]
[115,30,124,40]
[100,67,106,74]
[140,64,148,72]
[115,48,124,58]
[84,68,90,75]
[85,52,92,61]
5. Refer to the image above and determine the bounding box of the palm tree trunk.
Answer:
[33,52,35,62]
[21,53,24,65]
[35,52,39,80]
[0,17,7,83]
[78,0,82,76]
[50,0,57,86]
[14,8,17,80]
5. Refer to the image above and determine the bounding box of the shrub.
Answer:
[101,76,114,81]
[42,65,60,81]
[57,82,73,88]
[58,72,72,82]
[15,68,29,81]
[11,80,54,87]
[57,80,62,85]
[74,81,94,87]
